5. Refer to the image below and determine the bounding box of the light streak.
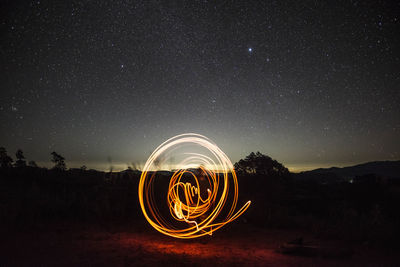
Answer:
[138,133,251,239]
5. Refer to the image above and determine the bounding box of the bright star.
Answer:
[248,48,252,52]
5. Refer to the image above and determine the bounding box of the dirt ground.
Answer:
[0,222,398,267]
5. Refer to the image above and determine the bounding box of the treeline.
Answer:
[0,147,67,170]
[0,148,399,247]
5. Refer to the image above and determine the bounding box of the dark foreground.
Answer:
[1,222,398,267]
[1,165,400,266]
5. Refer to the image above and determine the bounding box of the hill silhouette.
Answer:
[297,160,400,182]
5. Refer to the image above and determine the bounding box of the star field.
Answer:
[1,0,399,171]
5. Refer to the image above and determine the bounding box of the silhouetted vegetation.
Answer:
[14,149,26,168]
[0,147,13,168]
[51,151,67,171]
[0,147,399,251]
[28,160,38,168]
[234,151,289,177]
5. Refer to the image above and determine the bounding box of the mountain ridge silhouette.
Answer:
[300,160,400,179]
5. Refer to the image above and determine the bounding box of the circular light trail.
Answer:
[138,133,251,239]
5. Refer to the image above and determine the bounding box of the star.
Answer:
[0,0,397,172]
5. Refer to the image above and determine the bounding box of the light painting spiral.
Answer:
[138,133,251,239]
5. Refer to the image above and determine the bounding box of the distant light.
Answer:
[248,47,252,52]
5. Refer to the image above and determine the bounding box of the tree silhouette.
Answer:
[0,147,13,168]
[51,151,66,171]
[234,151,289,177]
[28,160,38,168]
[15,149,26,168]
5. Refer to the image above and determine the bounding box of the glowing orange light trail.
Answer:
[138,133,251,239]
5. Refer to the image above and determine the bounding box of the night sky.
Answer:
[1,0,399,171]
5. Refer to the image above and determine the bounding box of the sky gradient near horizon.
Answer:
[1,1,399,172]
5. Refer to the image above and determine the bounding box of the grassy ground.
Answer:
[0,221,398,267]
